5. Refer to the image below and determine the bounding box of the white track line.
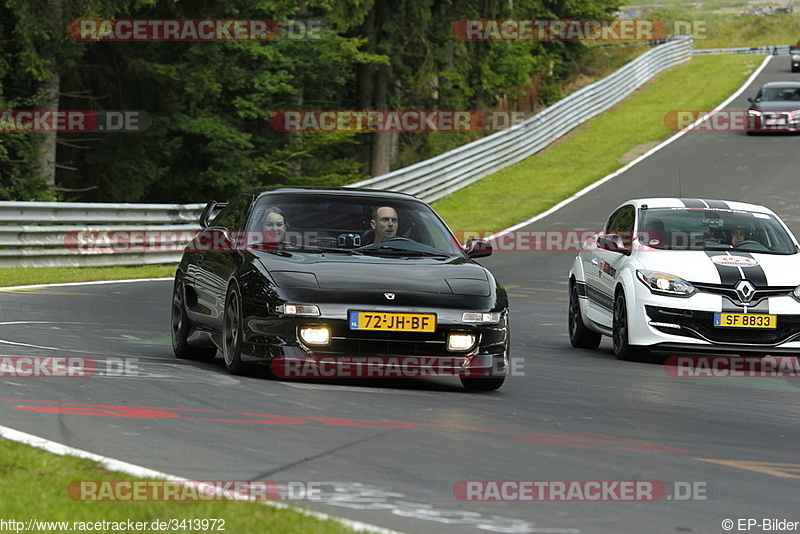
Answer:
[0,425,406,534]
[0,277,172,291]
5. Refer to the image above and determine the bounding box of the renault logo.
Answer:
[735,280,756,304]
[384,293,396,300]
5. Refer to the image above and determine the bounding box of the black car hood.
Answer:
[256,252,490,296]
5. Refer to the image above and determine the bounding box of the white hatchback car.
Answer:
[568,198,800,360]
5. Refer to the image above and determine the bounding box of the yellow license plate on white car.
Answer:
[349,311,436,332]
[713,313,776,329]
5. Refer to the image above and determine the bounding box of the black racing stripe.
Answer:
[705,251,773,312]
[705,251,744,312]
[734,252,768,287]
[705,251,741,286]
[732,251,771,313]
[703,199,729,209]
[680,198,705,208]
[586,285,613,312]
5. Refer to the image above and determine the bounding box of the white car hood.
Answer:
[634,250,800,286]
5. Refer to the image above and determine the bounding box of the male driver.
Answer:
[371,206,398,243]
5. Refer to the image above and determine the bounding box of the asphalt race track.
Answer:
[2,56,800,533]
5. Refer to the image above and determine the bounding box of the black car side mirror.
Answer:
[465,238,492,258]
[199,200,226,229]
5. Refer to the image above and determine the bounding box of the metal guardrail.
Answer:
[0,202,204,268]
[693,45,791,56]
[1,37,695,268]
[346,36,694,203]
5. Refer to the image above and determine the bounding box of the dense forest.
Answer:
[0,0,619,203]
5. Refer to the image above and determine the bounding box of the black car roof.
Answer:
[252,187,423,203]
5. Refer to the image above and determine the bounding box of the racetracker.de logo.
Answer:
[664,356,800,378]
[456,230,665,252]
[0,110,150,133]
[68,480,280,501]
[68,19,279,41]
[664,110,763,132]
[452,19,666,41]
[0,356,97,377]
[271,110,484,133]
[270,355,521,379]
[453,480,709,501]
[67,19,330,41]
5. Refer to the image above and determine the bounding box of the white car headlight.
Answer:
[636,270,695,297]
[747,110,762,117]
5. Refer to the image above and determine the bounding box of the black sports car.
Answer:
[171,187,509,391]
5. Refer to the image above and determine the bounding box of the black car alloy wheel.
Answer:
[612,290,648,361]
[223,284,246,374]
[568,280,601,349]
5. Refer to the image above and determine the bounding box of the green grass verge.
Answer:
[0,439,359,533]
[432,53,761,234]
[695,12,800,49]
[637,6,800,49]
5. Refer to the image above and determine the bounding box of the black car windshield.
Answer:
[638,207,798,255]
[246,193,465,256]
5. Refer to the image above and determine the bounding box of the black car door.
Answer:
[191,193,253,330]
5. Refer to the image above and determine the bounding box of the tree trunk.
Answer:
[369,64,392,177]
[34,0,63,191]
[34,64,59,189]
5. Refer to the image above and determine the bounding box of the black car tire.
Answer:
[171,278,217,362]
[612,290,649,362]
[223,284,247,375]
[460,375,505,391]
[569,280,602,350]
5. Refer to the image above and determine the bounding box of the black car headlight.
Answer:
[447,333,477,352]
[637,270,695,297]
[299,326,330,346]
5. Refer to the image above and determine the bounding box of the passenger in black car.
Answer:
[262,206,287,243]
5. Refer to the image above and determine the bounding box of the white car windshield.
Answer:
[638,207,798,255]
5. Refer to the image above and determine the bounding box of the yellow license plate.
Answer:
[349,311,436,332]
[713,313,777,329]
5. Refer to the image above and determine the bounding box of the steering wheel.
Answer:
[382,236,414,243]
[733,240,764,249]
